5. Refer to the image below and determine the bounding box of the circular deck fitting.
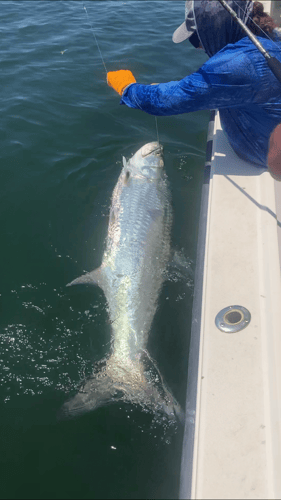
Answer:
[215,305,251,333]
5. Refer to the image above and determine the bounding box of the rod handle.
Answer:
[267,57,281,84]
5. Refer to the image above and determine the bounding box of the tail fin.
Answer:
[59,354,184,424]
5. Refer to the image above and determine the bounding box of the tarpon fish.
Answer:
[61,142,183,423]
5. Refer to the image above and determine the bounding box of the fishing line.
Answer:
[82,3,108,74]
[155,116,160,144]
[82,3,160,144]
[231,0,281,52]
[218,0,281,82]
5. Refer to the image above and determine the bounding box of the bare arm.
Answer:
[268,124,281,181]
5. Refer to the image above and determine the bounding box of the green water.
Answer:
[0,1,209,498]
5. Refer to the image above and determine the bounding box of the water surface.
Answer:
[0,1,209,498]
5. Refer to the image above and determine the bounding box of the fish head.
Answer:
[124,142,164,181]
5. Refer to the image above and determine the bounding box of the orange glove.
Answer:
[107,70,136,95]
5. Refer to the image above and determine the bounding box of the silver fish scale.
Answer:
[61,143,184,422]
[102,166,172,360]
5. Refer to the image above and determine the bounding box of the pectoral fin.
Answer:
[168,250,194,281]
[66,266,105,289]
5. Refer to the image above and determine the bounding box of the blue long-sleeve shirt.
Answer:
[121,36,281,168]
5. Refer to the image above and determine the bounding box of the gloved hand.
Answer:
[107,70,136,95]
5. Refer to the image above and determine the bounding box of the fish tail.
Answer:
[58,354,184,424]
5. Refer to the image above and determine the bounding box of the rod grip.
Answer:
[267,57,281,84]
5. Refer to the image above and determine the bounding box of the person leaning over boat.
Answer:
[107,0,281,177]
[268,123,281,180]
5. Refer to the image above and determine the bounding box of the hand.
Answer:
[107,70,136,95]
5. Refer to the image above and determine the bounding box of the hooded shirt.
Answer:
[120,0,281,168]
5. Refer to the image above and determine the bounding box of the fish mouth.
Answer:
[149,160,164,169]
[141,142,163,158]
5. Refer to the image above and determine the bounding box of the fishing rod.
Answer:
[217,0,281,84]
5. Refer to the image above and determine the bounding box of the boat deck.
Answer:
[180,112,281,500]
[180,3,281,497]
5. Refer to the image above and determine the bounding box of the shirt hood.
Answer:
[193,0,253,57]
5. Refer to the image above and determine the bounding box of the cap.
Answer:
[172,0,196,44]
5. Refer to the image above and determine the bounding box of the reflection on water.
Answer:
[0,283,102,401]
[1,249,193,430]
